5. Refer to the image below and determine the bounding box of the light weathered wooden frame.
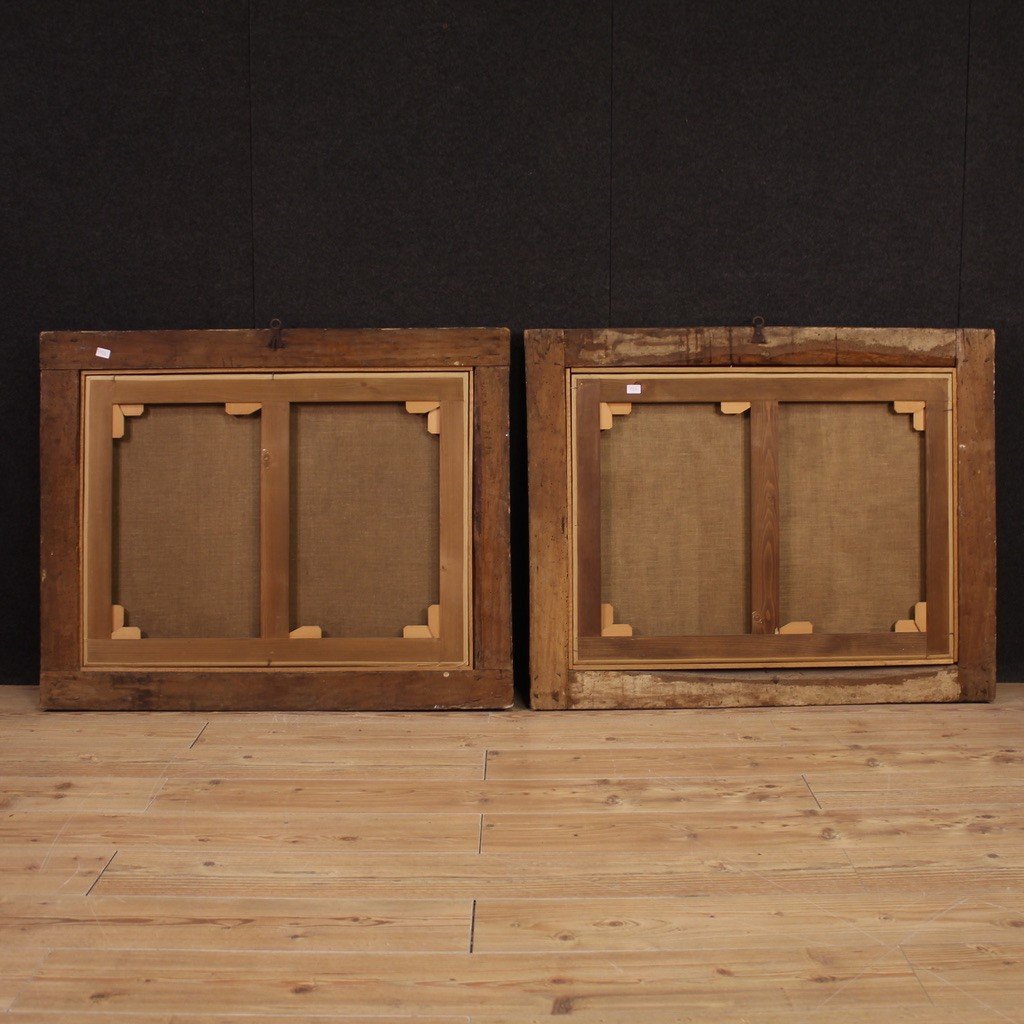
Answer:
[40,328,511,710]
[527,327,995,709]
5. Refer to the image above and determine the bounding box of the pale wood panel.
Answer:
[0,776,164,812]
[14,946,930,1017]
[0,748,485,780]
[149,776,814,815]
[473,894,1024,952]
[191,709,791,748]
[484,741,1024,779]
[95,848,861,900]
[808,782,1024,811]
[4,1016,468,1024]
[480,807,1024,854]
[0,948,50,1012]
[0,688,40,712]
[902,940,1024,1021]
[0,896,470,953]
[845,839,1024,873]
[0,712,205,745]
[3,1016,468,1024]
[0,811,480,852]
[462,1013,982,1024]
[0,845,116,897]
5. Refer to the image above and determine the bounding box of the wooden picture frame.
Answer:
[40,328,512,710]
[526,327,995,709]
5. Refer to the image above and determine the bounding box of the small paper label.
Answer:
[95,347,111,359]
[626,383,642,395]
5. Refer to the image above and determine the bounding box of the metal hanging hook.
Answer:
[268,317,284,350]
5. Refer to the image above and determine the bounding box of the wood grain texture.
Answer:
[39,370,80,673]
[82,378,115,645]
[732,326,839,365]
[956,329,997,700]
[525,331,571,708]
[573,379,603,639]
[556,327,957,368]
[39,327,510,369]
[594,375,950,404]
[568,666,961,708]
[749,401,780,634]
[925,389,953,656]
[10,683,1020,1022]
[12,946,935,1017]
[472,366,512,675]
[0,896,470,953]
[438,398,469,664]
[836,327,959,366]
[563,327,731,366]
[39,668,512,711]
[578,632,931,665]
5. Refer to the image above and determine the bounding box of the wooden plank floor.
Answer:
[1,685,1023,1022]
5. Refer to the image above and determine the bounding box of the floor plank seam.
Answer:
[909,960,1019,1024]
[35,816,74,872]
[801,773,823,809]
[5,947,54,1015]
[898,943,937,1008]
[477,813,484,854]
[811,943,908,1013]
[188,721,210,749]
[83,850,118,897]
[892,896,971,949]
[141,774,170,813]
[468,898,477,953]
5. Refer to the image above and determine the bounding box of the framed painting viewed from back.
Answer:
[526,326,994,709]
[40,327,512,711]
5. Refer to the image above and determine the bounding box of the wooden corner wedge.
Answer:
[775,621,813,634]
[600,603,633,637]
[893,400,925,431]
[112,404,144,439]
[403,604,441,639]
[720,401,751,415]
[110,604,141,639]
[894,601,927,633]
[289,625,323,639]
[405,400,442,435]
[599,402,633,430]
[225,402,262,416]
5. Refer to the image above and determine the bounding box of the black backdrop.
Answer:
[3,1,1020,690]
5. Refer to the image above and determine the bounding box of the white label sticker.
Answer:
[626,383,642,395]
[95,347,111,359]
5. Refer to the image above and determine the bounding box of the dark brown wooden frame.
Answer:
[527,327,995,709]
[40,328,512,710]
